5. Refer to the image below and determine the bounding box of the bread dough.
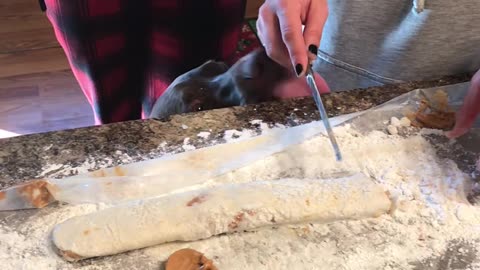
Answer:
[165,248,217,270]
[52,173,391,261]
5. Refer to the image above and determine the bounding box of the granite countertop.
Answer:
[0,74,477,270]
[0,74,472,188]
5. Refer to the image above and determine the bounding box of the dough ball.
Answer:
[399,117,411,127]
[387,125,398,135]
[166,248,218,270]
[390,117,401,127]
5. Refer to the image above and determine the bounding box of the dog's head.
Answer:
[150,49,291,119]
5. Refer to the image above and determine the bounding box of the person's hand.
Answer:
[446,70,480,139]
[256,0,328,76]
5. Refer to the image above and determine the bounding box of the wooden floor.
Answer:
[0,0,70,78]
[0,0,262,139]
[0,70,94,138]
[0,0,87,138]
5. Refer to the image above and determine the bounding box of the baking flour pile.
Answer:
[2,122,480,269]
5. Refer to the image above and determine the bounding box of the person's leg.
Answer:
[44,0,148,124]
[142,0,246,117]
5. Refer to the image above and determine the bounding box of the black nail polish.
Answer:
[308,44,318,55]
[295,64,303,76]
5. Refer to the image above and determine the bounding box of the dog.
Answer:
[150,48,294,119]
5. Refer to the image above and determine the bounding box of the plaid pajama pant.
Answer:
[41,0,246,124]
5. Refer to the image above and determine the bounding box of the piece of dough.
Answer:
[165,248,217,270]
[52,173,391,261]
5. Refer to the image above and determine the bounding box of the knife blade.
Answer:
[305,65,343,161]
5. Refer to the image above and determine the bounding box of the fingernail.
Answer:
[308,44,318,55]
[295,64,303,76]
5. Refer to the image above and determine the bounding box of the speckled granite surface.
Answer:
[0,74,472,189]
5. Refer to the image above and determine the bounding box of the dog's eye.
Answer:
[197,106,203,111]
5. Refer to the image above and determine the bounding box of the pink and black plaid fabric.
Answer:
[42,0,245,124]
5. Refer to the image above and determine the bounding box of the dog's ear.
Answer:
[233,49,271,79]
[187,60,229,78]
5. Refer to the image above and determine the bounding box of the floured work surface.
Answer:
[2,83,480,269]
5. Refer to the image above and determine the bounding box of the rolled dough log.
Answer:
[52,173,391,261]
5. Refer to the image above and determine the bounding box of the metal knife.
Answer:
[305,65,343,161]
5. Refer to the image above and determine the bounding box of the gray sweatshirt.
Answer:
[313,0,480,91]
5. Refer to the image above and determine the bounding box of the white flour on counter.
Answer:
[37,155,127,179]
[197,132,211,139]
[0,204,102,270]
[2,124,480,269]
[182,137,196,151]
[35,120,275,179]
[223,120,286,143]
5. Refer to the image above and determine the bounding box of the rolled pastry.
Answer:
[52,173,391,261]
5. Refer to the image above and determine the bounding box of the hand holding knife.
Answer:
[305,63,343,162]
